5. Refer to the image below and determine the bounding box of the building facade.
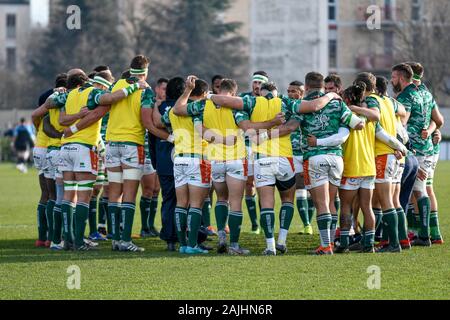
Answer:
[0,0,31,72]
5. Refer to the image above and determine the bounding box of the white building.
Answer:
[0,0,31,72]
[250,0,329,91]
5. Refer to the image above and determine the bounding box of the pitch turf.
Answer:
[0,163,449,300]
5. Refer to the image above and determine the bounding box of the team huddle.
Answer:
[30,54,444,255]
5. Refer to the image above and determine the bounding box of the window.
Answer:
[328,0,337,22]
[7,48,16,71]
[6,14,16,39]
[412,0,421,21]
[384,0,393,20]
[329,39,337,68]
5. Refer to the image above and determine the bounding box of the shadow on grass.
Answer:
[0,233,321,265]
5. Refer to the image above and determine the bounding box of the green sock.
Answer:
[52,205,63,244]
[396,207,408,241]
[187,207,202,248]
[296,195,310,227]
[339,229,350,248]
[37,202,48,241]
[98,197,107,226]
[363,229,375,248]
[139,196,151,232]
[202,198,211,227]
[381,222,389,242]
[229,211,243,243]
[334,197,341,215]
[46,200,55,243]
[330,214,339,242]
[88,197,97,235]
[417,197,431,239]
[280,202,294,230]
[74,202,89,247]
[406,203,415,231]
[215,201,229,231]
[61,201,73,243]
[260,208,275,239]
[109,203,121,241]
[374,208,383,238]
[307,197,315,222]
[430,211,442,240]
[175,207,188,246]
[103,198,111,234]
[383,209,399,247]
[121,202,136,242]
[149,196,159,228]
[317,214,332,247]
[245,196,259,229]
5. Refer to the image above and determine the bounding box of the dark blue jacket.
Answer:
[154,100,176,176]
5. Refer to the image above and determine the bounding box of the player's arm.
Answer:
[97,81,149,105]
[349,103,380,122]
[376,123,408,155]
[341,104,365,130]
[59,107,89,126]
[195,123,236,146]
[152,106,166,129]
[237,114,285,132]
[63,106,111,138]
[142,107,170,140]
[307,127,350,147]
[252,119,299,145]
[31,107,47,129]
[296,92,341,114]
[42,115,63,139]
[431,103,444,129]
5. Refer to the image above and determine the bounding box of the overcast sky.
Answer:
[30,0,49,27]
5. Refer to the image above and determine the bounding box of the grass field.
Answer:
[1,163,449,300]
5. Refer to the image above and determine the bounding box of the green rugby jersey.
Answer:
[280,95,302,157]
[297,91,352,160]
[397,83,432,156]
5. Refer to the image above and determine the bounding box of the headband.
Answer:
[252,75,269,84]
[93,76,112,88]
[413,74,422,81]
[130,68,148,75]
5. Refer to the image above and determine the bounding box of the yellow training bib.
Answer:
[203,100,246,161]
[251,97,292,157]
[106,79,145,145]
[47,108,64,148]
[169,109,205,157]
[372,94,396,156]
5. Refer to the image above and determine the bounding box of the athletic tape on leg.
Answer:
[64,180,78,191]
[108,171,123,183]
[123,168,143,181]
[77,180,95,191]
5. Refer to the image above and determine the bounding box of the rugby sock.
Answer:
[307,197,315,222]
[88,197,97,235]
[406,203,415,231]
[109,203,121,241]
[149,196,159,228]
[278,203,294,245]
[98,197,107,226]
[229,211,243,244]
[187,207,202,248]
[396,207,408,241]
[417,197,431,239]
[260,208,275,240]
[121,202,136,242]
[102,198,111,234]
[363,229,376,248]
[245,196,259,229]
[296,190,310,227]
[374,208,383,238]
[52,205,63,244]
[430,211,442,240]
[37,202,48,241]
[175,207,188,246]
[61,201,74,243]
[215,201,229,231]
[45,200,55,243]
[382,209,399,247]
[139,196,151,232]
[330,214,339,242]
[202,198,211,227]
[317,214,332,248]
[74,202,89,247]
[339,229,350,248]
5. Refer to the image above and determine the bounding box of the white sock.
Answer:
[266,238,275,251]
[277,228,288,245]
